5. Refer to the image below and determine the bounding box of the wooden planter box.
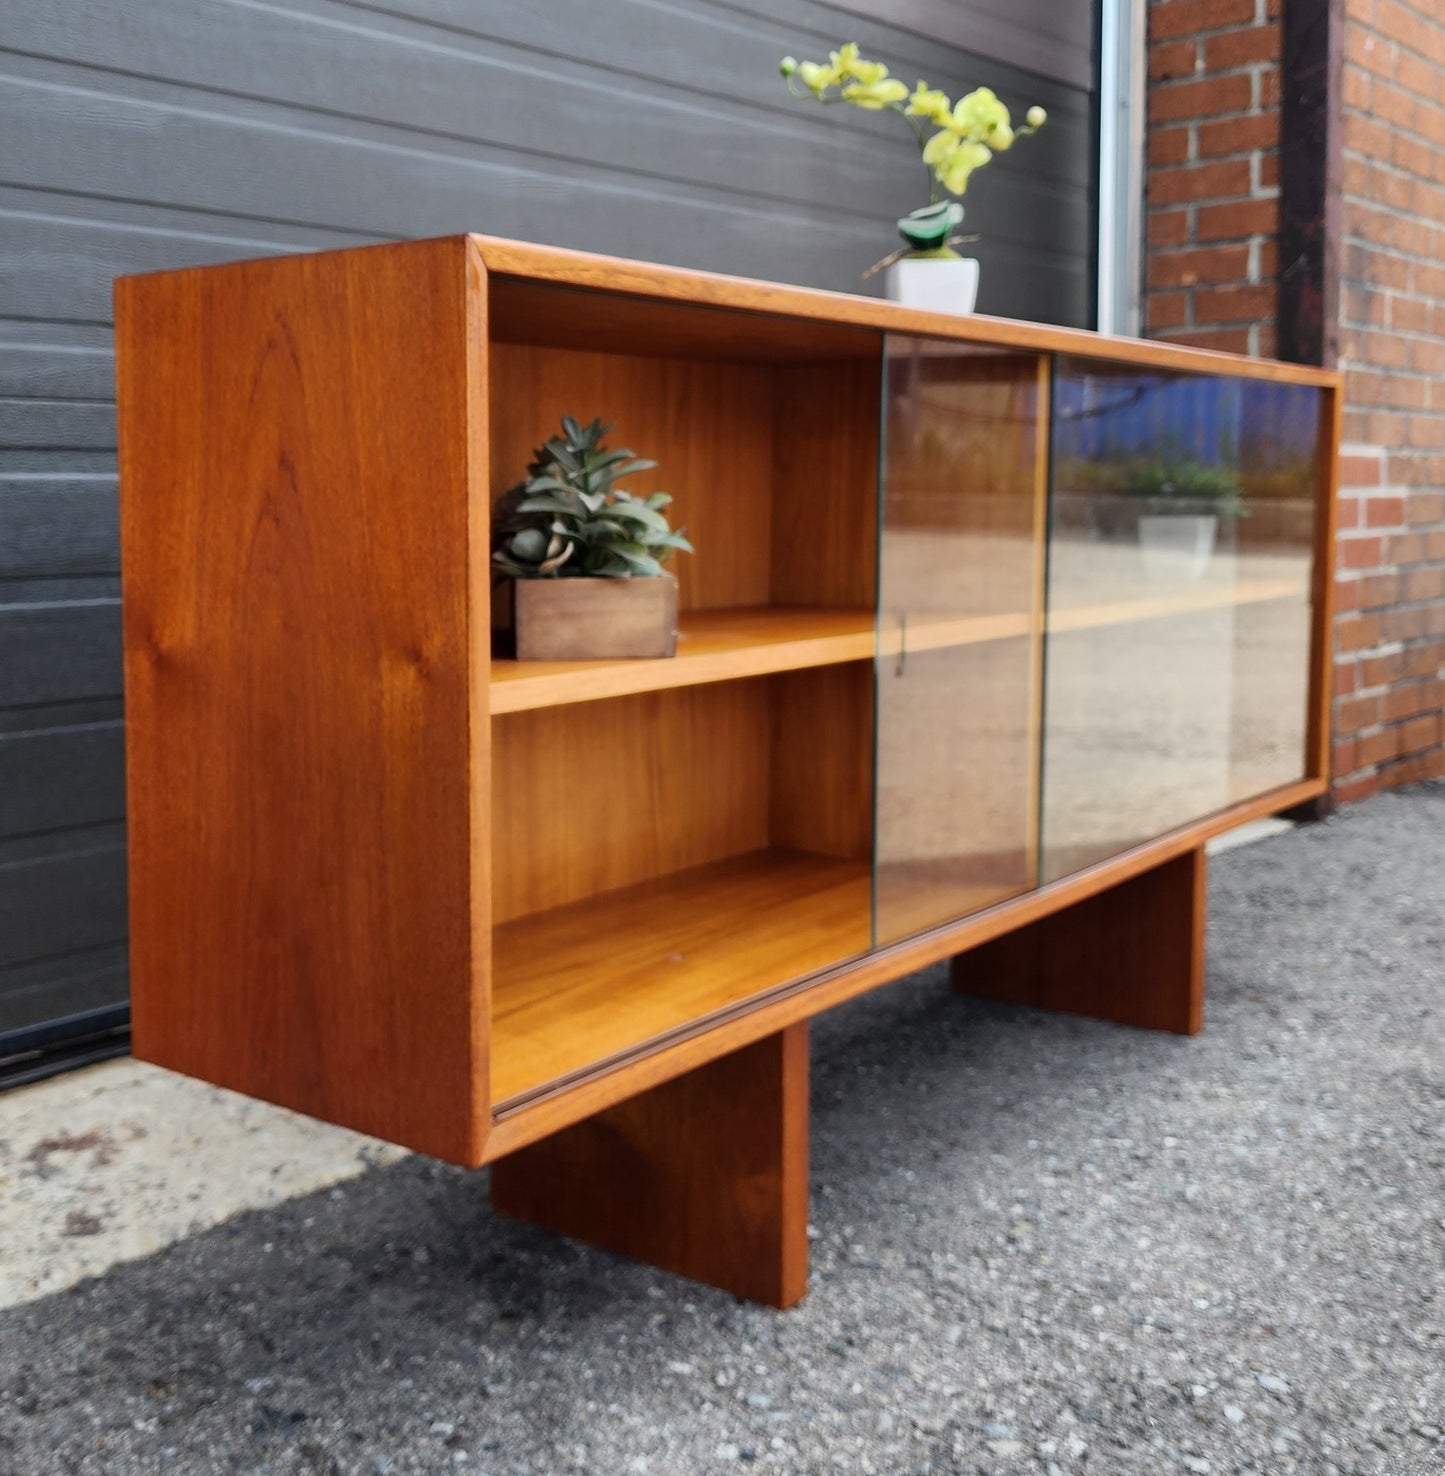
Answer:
[511,574,677,660]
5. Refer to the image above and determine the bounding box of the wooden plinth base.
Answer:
[490,1023,810,1307]
[951,847,1207,1035]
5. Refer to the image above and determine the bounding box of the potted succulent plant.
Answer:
[779,43,1045,314]
[492,416,693,659]
[1119,457,1245,580]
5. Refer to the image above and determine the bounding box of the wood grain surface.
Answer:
[511,574,677,660]
[488,343,774,614]
[769,663,874,863]
[478,236,1342,388]
[484,778,1315,1159]
[490,849,868,1105]
[491,1023,811,1307]
[951,846,1207,1035]
[115,235,1339,1209]
[488,275,879,365]
[117,237,490,1164]
[490,606,874,714]
[770,360,880,609]
[490,681,773,926]
[1307,385,1343,783]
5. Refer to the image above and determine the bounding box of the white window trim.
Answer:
[1097,0,1147,336]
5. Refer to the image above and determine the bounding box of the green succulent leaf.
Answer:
[605,501,671,534]
[1119,456,1245,514]
[613,549,665,577]
[491,415,693,579]
[508,527,549,562]
[541,441,580,476]
[590,449,645,471]
[587,550,632,577]
[516,494,579,518]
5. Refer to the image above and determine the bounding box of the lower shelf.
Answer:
[875,857,1035,947]
[490,848,870,1106]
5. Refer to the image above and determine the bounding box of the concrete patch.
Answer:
[1205,814,1295,854]
[0,1058,407,1309]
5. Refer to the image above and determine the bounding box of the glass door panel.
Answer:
[1041,358,1323,880]
[875,339,1048,945]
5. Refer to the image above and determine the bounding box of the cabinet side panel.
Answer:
[116,239,481,1164]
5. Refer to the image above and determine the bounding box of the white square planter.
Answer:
[1138,513,1219,581]
[883,257,980,316]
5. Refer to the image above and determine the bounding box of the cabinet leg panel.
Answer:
[490,1023,810,1307]
[951,848,1207,1035]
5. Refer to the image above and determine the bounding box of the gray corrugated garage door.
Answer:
[0,0,1098,1074]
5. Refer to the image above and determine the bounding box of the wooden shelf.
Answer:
[491,578,1310,717]
[489,606,874,714]
[882,609,1032,655]
[490,848,870,1105]
[875,859,1035,947]
[1048,575,1307,634]
[877,576,1308,660]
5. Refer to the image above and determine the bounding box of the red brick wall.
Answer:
[1146,0,1281,357]
[1331,0,1445,797]
[1145,0,1445,800]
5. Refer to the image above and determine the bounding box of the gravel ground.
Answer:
[2,785,1442,1476]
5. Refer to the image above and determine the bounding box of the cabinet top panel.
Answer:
[473,235,1340,388]
[115,233,1340,387]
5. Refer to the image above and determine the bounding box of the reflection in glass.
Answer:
[875,340,1046,943]
[1041,359,1321,879]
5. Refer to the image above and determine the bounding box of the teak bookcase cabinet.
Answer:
[116,235,1340,1308]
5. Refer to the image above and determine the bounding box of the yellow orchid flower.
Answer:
[922,129,956,169]
[845,57,891,85]
[906,84,953,125]
[778,44,1048,220]
[943,142,992,195]
[953,86,1011,138]
[797,59,840,92]
[925,133,993,195]
[842,77,909,109]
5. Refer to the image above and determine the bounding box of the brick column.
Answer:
[1331,0,1445,792]
[1333,447,1445,799]
[1146,0,1281,356]
[1145,0,1445,800]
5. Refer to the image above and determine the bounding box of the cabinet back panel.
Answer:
[770,359,881,610]
[489,344,774,611]
[769,663,874,863]
[491,682,772,924]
